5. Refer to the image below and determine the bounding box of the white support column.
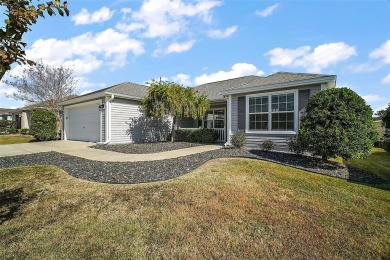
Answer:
[105,96,110,142]
[227,95,232,144]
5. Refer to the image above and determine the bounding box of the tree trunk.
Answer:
[171,116,176,142]
[0,69,6,81]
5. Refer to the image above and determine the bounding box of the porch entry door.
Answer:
[204,109,226,142]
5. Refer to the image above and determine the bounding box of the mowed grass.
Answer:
[0,134,33,145]
[0,160,389,259]
[334,148,390,183]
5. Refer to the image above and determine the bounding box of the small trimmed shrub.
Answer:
[382,139,390,154]
[230,131,246,148]
[287,137,307,155]
[30,110,57,141]
[174,128,218,143]
[260,140,275,151]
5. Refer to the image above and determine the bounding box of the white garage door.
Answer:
[67,103,100,142]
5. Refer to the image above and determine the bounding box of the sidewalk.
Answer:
[0,141,221,162]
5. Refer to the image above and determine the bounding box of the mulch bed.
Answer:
[91,142,203,154]
[0,147,385,185]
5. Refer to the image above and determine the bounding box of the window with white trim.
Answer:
[248,92,295,132]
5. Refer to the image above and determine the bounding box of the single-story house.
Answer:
[0,108,16,121]
[58,72,337,150]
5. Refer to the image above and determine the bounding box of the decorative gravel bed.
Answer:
[0,149,384,184]
[91,142,203,154]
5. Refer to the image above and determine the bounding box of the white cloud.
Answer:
[382,74,390,84]
[266,46,310,66]
[116,22,145,33]
[26,29,144,74]
[207,26,237,39]
[256,3,279,17]
[370,39,390,64]
[172,73,192,85]
[116,0,222,38]
[80,90,93,95]
[166,40,195,54]
[362,94,387,103]
[74,77,106,90]
[0,86,17,97]
[265,42,356,73]
[72,7,115,25]
[194,63,264,85]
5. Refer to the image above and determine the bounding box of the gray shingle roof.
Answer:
[194,75,262,101]
[77,82,148,99]
[61,72,335,105]
[224,72,336,92]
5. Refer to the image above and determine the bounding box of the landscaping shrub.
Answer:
[230,131,246,148]
[174,128,218,143]
[382,139,390,154]
[0,120,16,134]
[19,128,29,135]
[287,137,307,155]
[299,88,377,160]
[260,140,275,151]
[373,140,383,148]
[29,110,57,141]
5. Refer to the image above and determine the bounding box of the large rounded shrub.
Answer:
[30,109,57,141]
[299,88,377,160]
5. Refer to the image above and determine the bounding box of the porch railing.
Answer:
[214,128,225,142]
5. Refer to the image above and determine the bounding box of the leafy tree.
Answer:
[142,79,209,142]
[4,61,77,129]
[299,88,377,161]
[376,103,390,128]
[30,109,57,141]
[0,0,70,80]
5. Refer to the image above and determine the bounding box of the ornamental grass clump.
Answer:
[230,131,246,148]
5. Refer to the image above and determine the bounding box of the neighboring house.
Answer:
[58,72,337,150]
[11,105,41,130]
[0,108,16,121]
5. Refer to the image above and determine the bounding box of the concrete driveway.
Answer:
[0,141,94,157]
[0,140,221,162]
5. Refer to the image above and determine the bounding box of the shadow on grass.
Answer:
[0,187,36,224]
[248,150,387,189]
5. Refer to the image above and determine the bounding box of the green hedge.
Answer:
[30,110,57,141]
[174,128,219,143]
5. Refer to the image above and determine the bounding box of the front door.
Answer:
[204,109,226,142]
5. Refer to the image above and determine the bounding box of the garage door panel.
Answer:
[67,103,100,142]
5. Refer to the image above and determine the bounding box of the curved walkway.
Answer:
[0,141,221,162]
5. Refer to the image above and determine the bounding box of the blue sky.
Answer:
[1,0,389,112]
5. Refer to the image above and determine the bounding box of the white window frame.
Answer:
[245,89,298,134]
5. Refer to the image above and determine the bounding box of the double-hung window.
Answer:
[247,92,296,132]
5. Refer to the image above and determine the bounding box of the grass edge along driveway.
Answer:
[0,158,389,259]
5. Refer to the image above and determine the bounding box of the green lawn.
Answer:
[334,148,390,183]
[1,159,389,259]
[0,134,33,145]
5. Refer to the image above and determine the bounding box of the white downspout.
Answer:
[97,94,114,145]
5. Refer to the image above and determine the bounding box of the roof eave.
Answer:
[58,92,106,106]
[220,76,337,96]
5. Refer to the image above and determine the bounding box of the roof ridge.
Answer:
[196,75,262,86]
